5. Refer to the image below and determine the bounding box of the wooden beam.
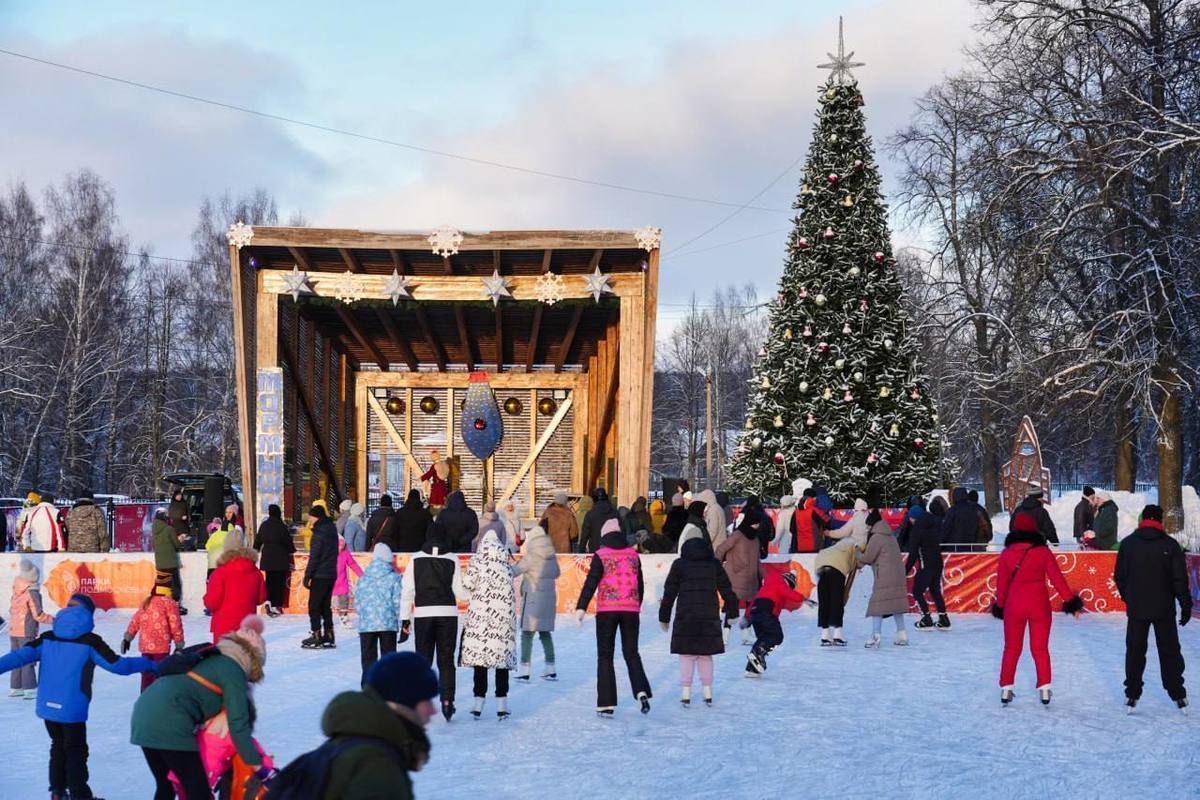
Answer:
[572,372,589,495]
[279,335,344,504]
[639,248,659,507]
[249,226,652,252]
[389,250,406,274]
[499,395,574,503]
[255,284,279,369]
[230,246,255,529]
[375,308,419,371]
[261,270,644,301]
[555,305,585,373]
[404,387,413,496]
[588,249,603,273]
[288,246,313,272]
[589,353,620,488]
[494,306,504,372]
[365,392,424,479]
[617,292,647,506]
[338,247,363,273]
[335,306,390,369]
[541,249,553,273]
[443,255,454,275]
[356,371,578,391]
[529,387,537,515]
[454,306,474,371]
[355,376,368,507]
[413,305,447,372]
[525,305,543,372]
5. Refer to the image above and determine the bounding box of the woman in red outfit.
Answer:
[993,511,1084,706]
[203,529,267,643]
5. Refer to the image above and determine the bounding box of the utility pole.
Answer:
[705,361,713,490]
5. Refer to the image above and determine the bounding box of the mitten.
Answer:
[243,766,276,795]
[1181,610,1191,627]
[302,576,313,590]
[120,638,131,655]
[659,621,669,633]
[1062,596,1084,616]
[399,621,411,644]
[738,615,752,630]
[722,623,731,645]
[574,609,586,625]
[990,603,1004,620]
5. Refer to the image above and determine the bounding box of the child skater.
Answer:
[121,571,185,691]
[659,538,739,706]
[0,594,153,800]
[354,542,404,685]
[575,518,653,717]
[9,559,54,698]
[334,534,364,627]
[741,569,806,675]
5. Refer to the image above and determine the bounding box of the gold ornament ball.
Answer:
[419,396,439,414]
[385,396,405,415]
[503,397,523,415]
[538,397,557,416]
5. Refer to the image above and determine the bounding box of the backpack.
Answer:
[265,736,402,800]
[155,642,219,676]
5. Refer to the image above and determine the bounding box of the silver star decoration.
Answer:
[818,17,865,86]
[281,265,312,302]
[383,269,412,305]
[583,267,613,302]
[481,269,511,306]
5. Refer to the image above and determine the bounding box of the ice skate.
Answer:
[936,614,952,631]
[441,700,456,722]
[515,662,531,682]
[864,633,881,649]
[820,628,832,647]
[497,698,510,721]
[894,630,909,646]
[22,689,35,699]
[1001,687,1014,706]
[702,686,713,707]
[542,663,557,681]
[8,688,22,697]
[339,613,352,628]
[470,697,485,719]
[681,686,691,708]
[638,692,651,714]
[265,605,281,619]
[1038,685,1052,706]
[300,630,322,649]
[914,613,935,631]
[1177,697,1189,715]
[320,629,336,649]
[741,626,753,646]
[747,648,766,674]
[832,627,847,647]
[597,707,615,719]
[1125,697,1137,714]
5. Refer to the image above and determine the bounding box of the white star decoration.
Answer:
[818,17,865,85]
[634,225,662,251]
[332,271,364,304]
[481,270,512,306]
[583,267,613,303]
[227,221,254,249]
[383,270,412,305]
[428,226,463,257]
[534,272,565,305]
[281,266,312,302]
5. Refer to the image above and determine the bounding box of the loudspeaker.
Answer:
[203,476,225,525]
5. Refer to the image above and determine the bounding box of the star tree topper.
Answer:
[583,267,613,302]
[817,17,865,86]
[481,270,512,306]
[383,269,412,305]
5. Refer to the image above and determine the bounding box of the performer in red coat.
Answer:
[421,448,451,508]
[993,511,1083,706]
[203,530,267,642]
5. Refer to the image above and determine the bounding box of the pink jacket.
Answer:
[169,712,275,795]
[125,595,185,655]
[334,543,364,597]
[10,578,53,638]
[594,547,642,613]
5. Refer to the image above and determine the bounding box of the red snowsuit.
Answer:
[789,498,829,553]
[995,537,1075,688]
[755,571,807,615]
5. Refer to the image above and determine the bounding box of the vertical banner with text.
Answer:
[256,368,285,533]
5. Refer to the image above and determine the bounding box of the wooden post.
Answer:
[572,373,588,495]
[404,387,413,495]
[355,377,368,506]
[529,388,538,515]
[231,245,254,524]
[617,292,646,507]
[640,247,660,506]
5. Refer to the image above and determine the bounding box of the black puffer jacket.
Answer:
[581,500,619,553]
[1011,496,1058,544]
[306,517,338,580]
[254,506,295,571]
[390,490,433,553]
[661,507,689,543]
[940,488,978,545]
[905,500,946,573]
[659,538,739,655]
[435,491,478,553]
[1114,523,1191,621]
[366,505,395,549]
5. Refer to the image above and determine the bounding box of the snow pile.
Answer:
[1181,485,1200,552]
[990,489,1152,547]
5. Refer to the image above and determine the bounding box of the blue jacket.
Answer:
[344,517,368,553]
[0,605,152,722]
[354,558,404,632]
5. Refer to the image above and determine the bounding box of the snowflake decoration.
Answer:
[1087,566,1097,575]
[428,226,463,257]
[227,221,254,249]
[331,270,365,304]
[634,225,662,251]
[382,270,413,305]
[534,272,565,305]
[280,265,312,302]
[481,270,512,306]
[583,267,613,302]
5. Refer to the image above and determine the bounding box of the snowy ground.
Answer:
[2,597,1196,799]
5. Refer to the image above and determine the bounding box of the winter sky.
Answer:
[0,1,978,322]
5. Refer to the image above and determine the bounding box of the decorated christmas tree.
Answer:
[728,26,952,503]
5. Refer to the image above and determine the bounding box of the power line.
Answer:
[660,227,789,259]
[0,47,793,215]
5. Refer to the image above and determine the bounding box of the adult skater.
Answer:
[580,487,618,553]
[516,524,560,681]
[815,498,868,646]
[716,496,767,644]
[0,594,153,800]
[203,529,266,643]
[152,508,186,611]
[366,493,396,549]
[344,502,368,552]
[354,543,404,684]
[391,489,433,553]
[771,494,797,553]
[859,508,910,648]
[993,511,1084,705]
[742,570,806,675]
[436,491,478,553]
[659,538,739,706]
[400,522,466,721]
[302,504,339,649]
[254,503,294,616]
[1114,504,1191,712]
[1009,482,1058,544]
[1073,486,1096,543]
[907,496,951,631]
[789,488,829,553]
[65,490,108,553]
[1086,493,1119,550]
[541,492,578,553]
[575,518,652,717]
[662,494,689,547]
[460,530,518,720]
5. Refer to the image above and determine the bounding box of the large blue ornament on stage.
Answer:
[461,371,504,460]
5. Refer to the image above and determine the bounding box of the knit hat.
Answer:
[68,593,95,613]
[853,498,868,512]
[217,615,266,682]
[18,559,39,583]
[26,491,40,505]
[366,652,439,708]
[601,518,622,536]
[373,542,393,562]
[1011,511,1040,533]
[1141,504,1164,523]
[223,529,247,553]
[350,502,365,517]
[670,493,684,508]
[206,518,222,534]
[339,499,353,513]
[308,504,327,519]
[225,503,240,518]
[1026,481,1044,499]
[554,492,569,506]
[154,570,174,588]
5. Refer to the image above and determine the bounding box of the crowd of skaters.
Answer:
[0,477,1191,800]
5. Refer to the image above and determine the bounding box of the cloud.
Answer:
[0,27,328,254]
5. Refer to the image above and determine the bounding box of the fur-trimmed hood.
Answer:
[217,631,265,683]
[1003,528,1047,548]
[217,547,261,567]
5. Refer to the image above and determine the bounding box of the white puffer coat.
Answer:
[459,531,518,669]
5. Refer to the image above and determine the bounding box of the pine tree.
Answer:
[727,71,952,503]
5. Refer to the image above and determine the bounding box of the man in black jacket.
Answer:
[399,522,465,721]
[366,493,395,548]
[303,505,339,649]
[1073,486,1096,542]
[390,489,433,553]
[1010,483,1057,544]
[580,488,619,553]
[1113,504,1191,711]
[435,491,478,553]
[940,488,978,546]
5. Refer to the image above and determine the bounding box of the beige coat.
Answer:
[858,521,908,616]
[714,529,762,602]
[694,490,727,551]
[541,503,578,554]
[814,537,859,577]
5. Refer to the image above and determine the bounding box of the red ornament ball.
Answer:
[827,173,839,185]
[773,452,785,465]
[874,251,885,264]
[473,418,487,431]
[914,438,926,450]
[854,159,865,172]
[796,236,809,250]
